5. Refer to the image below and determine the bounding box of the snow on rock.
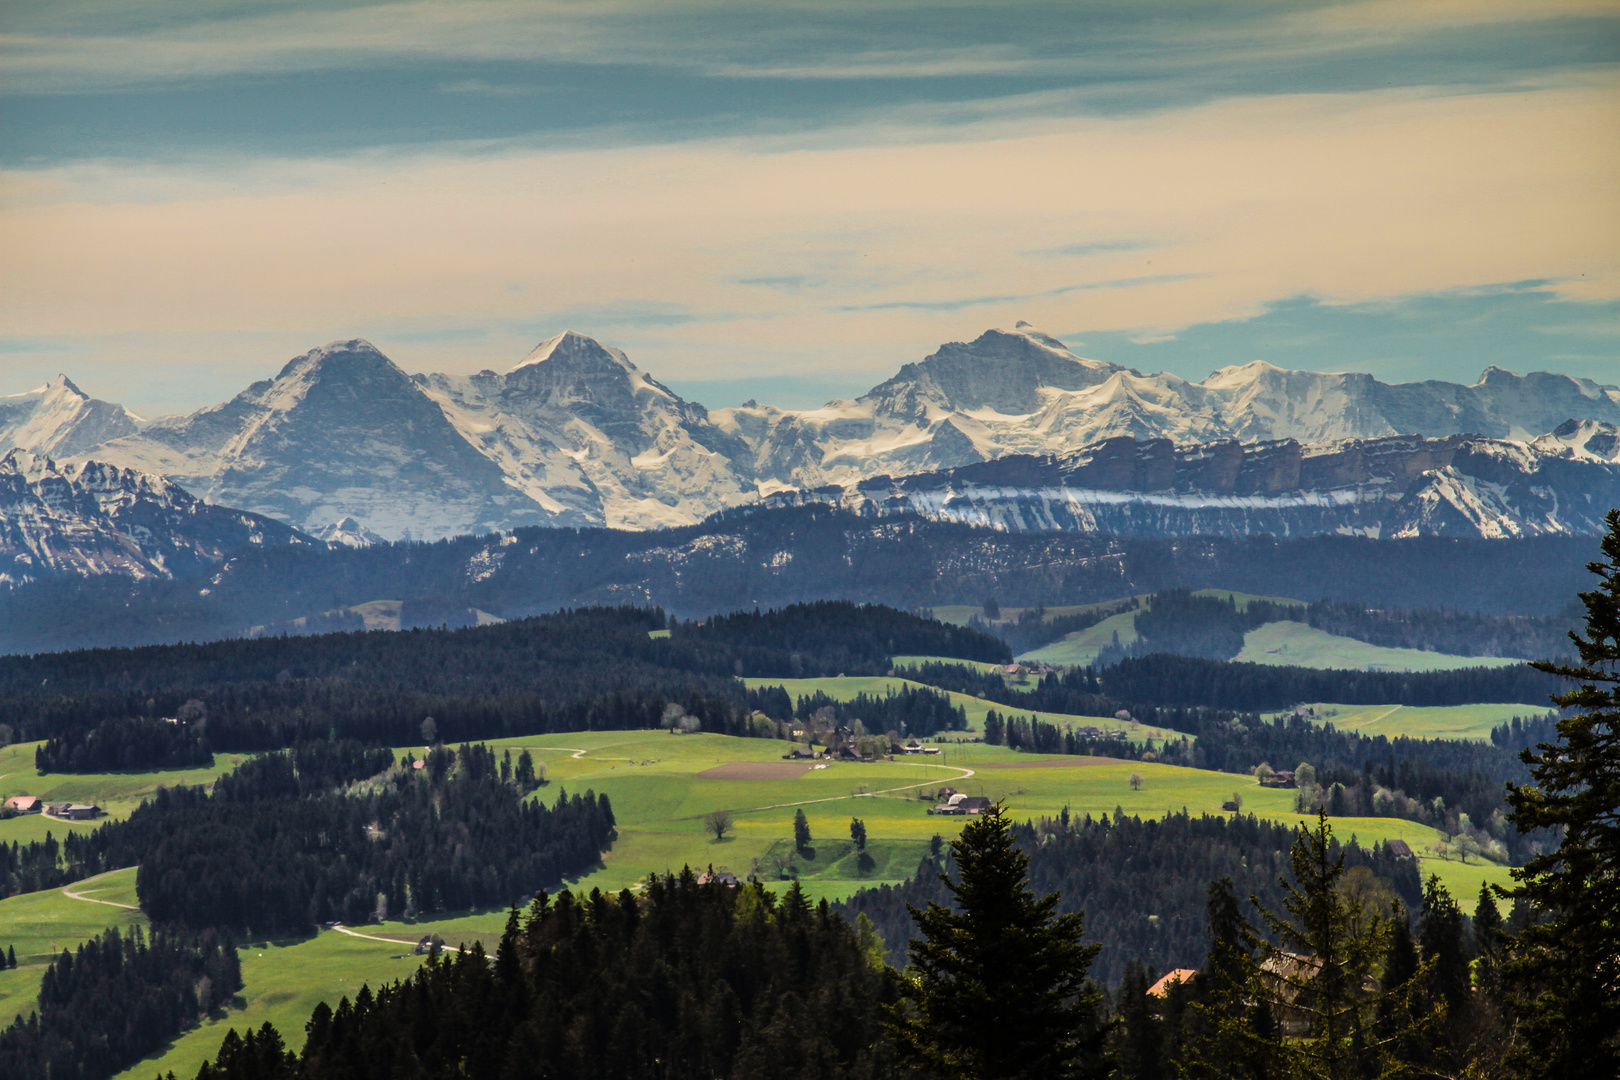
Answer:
[314,516,388,547]
[0,376,144,458]
[0,449,310,586]
[13,324,1620,542]
[81,340,558,542]
[741,431,1620,540]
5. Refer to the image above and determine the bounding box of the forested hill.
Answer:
[0,506,1594,654]
[0,602,1005,752]
[840,811,1420,985]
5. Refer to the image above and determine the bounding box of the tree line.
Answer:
[1,504,1596,655]
[840,809,1420,987]
[0,926,241,1080]
[34,714,213,773]
[0,603,1004,762]
[186,872,898,1080]
[2,742,616,937]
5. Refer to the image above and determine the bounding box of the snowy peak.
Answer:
[80,340,558,541]
[510,329,638,376]
[0,374,143,458]
[1532,418,1620,462]
[863,325,1121,418]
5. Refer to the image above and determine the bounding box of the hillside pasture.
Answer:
[1235,621,1523,673]
[0,741,249,831]
[1016,610,1140,666]
[1,728,1514,1080]
[114,931,430,1080]
[741,673,1183,742]
[1273,702,1550,741]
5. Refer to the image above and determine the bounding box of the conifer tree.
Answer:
[1246,812,1428,1080]
[1114,959,1165,1080]
[1505,508,1620,1079]
[1179,878,1274,1080]
[885,802,1107,1080]
[793,808,812,852]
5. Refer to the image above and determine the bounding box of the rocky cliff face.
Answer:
[6,325,1619,541]
[0,449,310,586]
[748,428,1620,539]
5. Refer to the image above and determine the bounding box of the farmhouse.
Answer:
[1385,838,1415,859]
[696,870,739,887]
[1259,770,1297,788]
[4,795,41,813]
[66,804,102,820]
[930,793,992,815]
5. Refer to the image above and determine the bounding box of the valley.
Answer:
[0,723,1517,1080]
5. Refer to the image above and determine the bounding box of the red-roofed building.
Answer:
[1147,969,1197,997]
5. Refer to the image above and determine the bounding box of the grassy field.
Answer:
[740,674,1187,742]
[115,931,431,1080]
[1017,610,1139,666]
[1235,622,1524,673]
[1272,702,1551,741]
[4,728,1516,1078]
[0,741,249,839]
[0,867,149,1029]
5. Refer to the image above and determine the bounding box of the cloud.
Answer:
[1,6,1615,405]
[1064,287,1620,387]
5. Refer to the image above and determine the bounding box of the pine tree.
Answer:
[885,802,1107,1080]
[1114,959,1165,1080]
[793,808,812,852]
[1472,883,1502,965]
[1505,508,1620,1079]
[1246,812,1427,1080]
[3,945,12,969]
[850,817,867,850]
[1179,878,1274,1080]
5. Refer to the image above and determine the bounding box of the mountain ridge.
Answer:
[0,448,311,587]
[5,325,1618,540]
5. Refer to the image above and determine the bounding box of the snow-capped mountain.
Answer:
[6,325,1619,541]
[745,428,1620,539]
[82,340,559,541]
[416,330,756,530]
[0,449,310,586]
[714,323,1620,490]
[0,376,144,458]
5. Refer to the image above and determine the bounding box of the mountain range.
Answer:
[752,421,1620,540]
[0,449,308,587]
[4,324,1619,542]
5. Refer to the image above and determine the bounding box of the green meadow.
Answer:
[741,674,1187,743]
[3,728,1516,1078]
[0,867,147,1030]
[0,740,249,846]
[1017,610,1140,665]
[1272,702,1551,741]
[114,931,431,1080]
[1235,621,1523,673]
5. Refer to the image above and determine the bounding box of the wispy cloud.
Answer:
[840,274,1203,313]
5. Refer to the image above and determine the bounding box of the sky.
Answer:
[1,0,1618,416]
